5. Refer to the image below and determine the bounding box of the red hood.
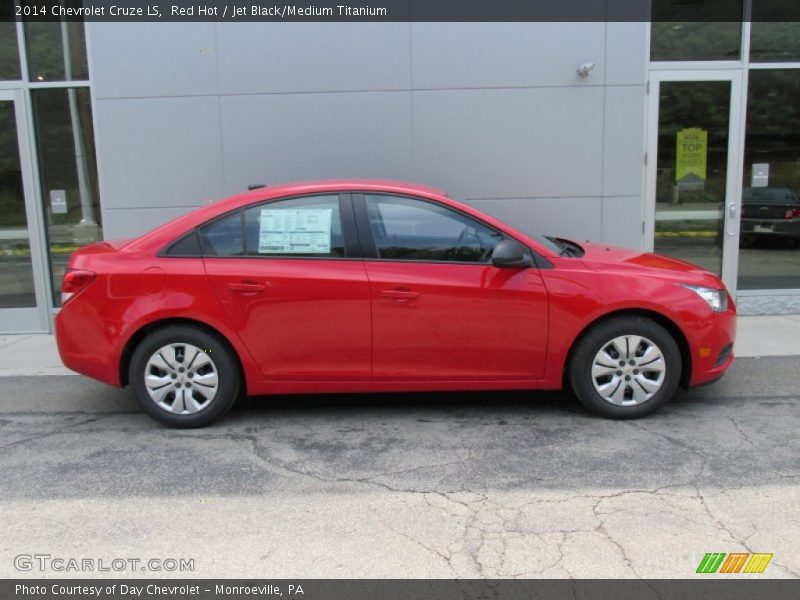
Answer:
[576,242,724,287]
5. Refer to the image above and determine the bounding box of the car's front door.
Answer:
[355,193,549,381]
[202,193,371,380]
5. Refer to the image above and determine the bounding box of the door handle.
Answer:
[380,288,419,302]
[228,281,267,294]
[727,202,737,236]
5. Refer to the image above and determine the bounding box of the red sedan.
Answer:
[55,180,736,427]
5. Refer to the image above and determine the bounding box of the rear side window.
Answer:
[243,195,346,258]
[199,212,244,256]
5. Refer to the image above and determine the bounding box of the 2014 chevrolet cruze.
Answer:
[55,180,736,427]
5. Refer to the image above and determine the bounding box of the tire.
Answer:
[568,316,682,419]
[129,325,241,427]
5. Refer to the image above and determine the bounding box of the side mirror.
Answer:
[491,240,533,268]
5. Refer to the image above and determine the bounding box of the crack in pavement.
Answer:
[2,368,798,579]
[216,430,797,578]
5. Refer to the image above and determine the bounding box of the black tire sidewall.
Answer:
[129,326,240,427]
[570,317,682,419]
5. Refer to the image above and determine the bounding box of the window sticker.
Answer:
[258,208,333,254]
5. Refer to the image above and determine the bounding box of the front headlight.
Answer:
[681,285,728,312]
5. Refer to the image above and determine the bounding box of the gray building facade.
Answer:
[90,22,647,251]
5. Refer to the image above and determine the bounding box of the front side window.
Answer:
[364,194,503,263]
[243,194,345,258]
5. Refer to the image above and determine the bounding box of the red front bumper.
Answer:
[688,305,737,387]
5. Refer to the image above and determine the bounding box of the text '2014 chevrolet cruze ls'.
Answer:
[55,180,736,427]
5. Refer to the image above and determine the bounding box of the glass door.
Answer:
[646,71,743,290]
[0,89,49,332]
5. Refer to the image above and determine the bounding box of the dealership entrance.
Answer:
[649,13,800,299]
[0,89,51,332]
[645,70,745,291]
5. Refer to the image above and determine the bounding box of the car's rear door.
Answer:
[201,193,371,380]
[354,193,548,381]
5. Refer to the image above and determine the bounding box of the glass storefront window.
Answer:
[31,88,101,306]
[24,20,88,82]
[750,23,800,63]
[0,100,36,308]
[738,69,800,290]
[654,81,732,276]
[650,1,743,61]
[0,8,21,79]
[651,22,742,61]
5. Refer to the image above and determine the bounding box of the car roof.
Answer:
[124,178,560,258]
[239,179,447,201]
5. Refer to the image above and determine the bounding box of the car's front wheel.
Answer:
[569,316,682,419]
[129,325,241,427]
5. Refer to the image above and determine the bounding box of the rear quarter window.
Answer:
[199,212,245,256]
[163,230,202,256]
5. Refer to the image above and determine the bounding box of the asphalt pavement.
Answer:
[1,356,798,578]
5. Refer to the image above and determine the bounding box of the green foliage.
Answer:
[0,21,21,80]
[651,22,742,61]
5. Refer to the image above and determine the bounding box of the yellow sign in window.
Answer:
[676,127,708,189]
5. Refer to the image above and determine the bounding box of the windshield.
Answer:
[505,223,563,254]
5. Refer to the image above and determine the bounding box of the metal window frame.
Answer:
[0,9,95,331]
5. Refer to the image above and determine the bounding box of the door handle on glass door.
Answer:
[228,281,267,294]
[727,203,737,236]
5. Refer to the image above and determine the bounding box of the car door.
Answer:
[201,193,371,380]
[354,193,549,381]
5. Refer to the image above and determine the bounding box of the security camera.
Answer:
[577,62,596,77]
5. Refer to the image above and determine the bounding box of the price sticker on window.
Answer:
[258,208,333,254]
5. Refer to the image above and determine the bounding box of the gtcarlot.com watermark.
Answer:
[14,553,194,573]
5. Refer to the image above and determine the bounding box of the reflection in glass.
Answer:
[24,20,88,82]
[650,0,743,61]
[654,81,731,276]
[0,101,36,308]
[31,88,101,306]
[738,70,800,290]
[651,22,741,61]
[0,6,21,80]
[750,22,800,62]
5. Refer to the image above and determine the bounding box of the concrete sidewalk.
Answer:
[1,314,798,378]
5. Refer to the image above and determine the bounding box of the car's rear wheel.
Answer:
[569,316,682,419]
[129,325,241,427]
